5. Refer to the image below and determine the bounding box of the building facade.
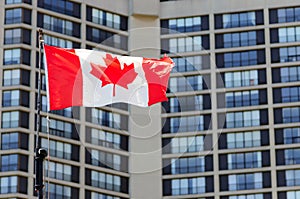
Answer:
[0,0,300,198]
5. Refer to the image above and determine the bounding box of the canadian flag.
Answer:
[44,45,174,111]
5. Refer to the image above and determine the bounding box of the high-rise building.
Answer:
[0,0,300,198]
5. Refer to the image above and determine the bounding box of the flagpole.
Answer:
[35,28,47,199]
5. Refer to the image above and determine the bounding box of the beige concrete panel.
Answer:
[129,0,160,17]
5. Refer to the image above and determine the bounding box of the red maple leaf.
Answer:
[90,54,138,96]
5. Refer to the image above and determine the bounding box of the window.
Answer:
[5,8,22,24]
[89,7,126,30]
[41,117,75,139]
[40,13,80,37]
[222,11,256,28]
[219,30,262,48]
[45,161,72,181]
[87,148,125,171]
[228,152,262,169]
[167,36,203,53]
[228,194,264,199]
[3,48,30,65]
[3,69,30,86]
[6,0,31,4]
[170,156,205,174]
[1,133,18,150]
[223,50,258,67]
[0,176,18,194]
[1,154,18,171]
[169,115,204,133]
[227,131,261,149]
[86,26,128,50]
[90,170,124,192]
[166,95,203,112]
[89,7,127,30]
[171,55,208,72]
[2,90,29,107]
[226,90,259,107]
[286,169,300,186]
[161,16,208,34]
[171,177,205,195]
[278,26,300,43]
[38,0,80,18]
[273,46,300,63]
[4,28,31,45]
[169,75,203,92]
[286,190,300,199]
[281,86,300,103]
[44,34,76,48]
[272,7,300,23]
[283,127,300,144]
[89,128,123,150]
[88,191,122,199]
[41,138,73,160]
[279,66,300,83]
[282,107,300,123]
[228,173,263,191]
[91,108,122,129]
[2,111,19,128]
[224,70,258,88]
[285,149,300,165]
[4,49,20,65]
[168,136,205,153]
[226,110,260,128]
[45,183,72,199]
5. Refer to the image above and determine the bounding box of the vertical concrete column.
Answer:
[128,0,162,198]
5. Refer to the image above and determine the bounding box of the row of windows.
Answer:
[87,6,127,31]
[216,30,264,49]
[41,117,77,140]
[163,35,208,54]
[223,70,260,88]
[171,55,209,72]
[86,127,127,151]
[273,66,300,83]
[45,183,78,199]
[86,191,123,199]
[226,110,260,128]
[163,94,210,113]
[225,131,261,149]
[226,151,263,170]
[39,13,80,37]
[1,132,28,150]
[274,86,300,103]
[44,34,80,48]
[162,135,211,154]
[1,111,29,129]
[216,50,265,68]
[163,176,213,196]
[5,8,31,25]
[2,90,29,107]
[45,161,79,183]
[1,154,27,172]
[169,75,206,92]
[227,172,264,191]
[3,69,30,87]
[225,90,260,108]
[3,48,30,65]
[270,7,300,24]
[163,155,213,175]
[38,0,80,18]
[4,28,31,45]
[6,0,31,4]
[41,138,79,161]
[271,26,300,43]
[88,169,127,193]
[86,148,127,172]
[86,26,128,50]
[161,16,208,34]
[272,46,300,63]
[89,108,123,130]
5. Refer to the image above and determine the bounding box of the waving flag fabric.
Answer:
[43,45,174,111]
